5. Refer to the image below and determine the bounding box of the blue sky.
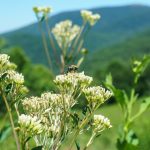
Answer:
[0,0,150,33]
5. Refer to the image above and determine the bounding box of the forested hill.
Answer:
[1,5,150,64]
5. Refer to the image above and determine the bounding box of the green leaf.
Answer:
[0,73,8,81]
[114,89,128,109]
[31,146,43,150]
[5,83,13,94]
[77,57,84,67]
[132,97,150,121]
[117,130,139,150]
[139,97,150,114]
[82,106,88,115]
[133,55,150,84]
[70,113,80,127]
[75,140,80,150]
[39,15,45,22]
[126,130,139,147]
[105,74,128,109]
[105,73,113,86]
[0,125,11,143]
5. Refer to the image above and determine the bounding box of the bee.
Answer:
[67,65,78,73]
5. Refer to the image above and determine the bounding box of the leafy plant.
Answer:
[0,54,112,150]
[105,55,150,149]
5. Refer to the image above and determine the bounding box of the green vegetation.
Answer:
[0,5,150,150]
[84,29,150,96]
[0,104,150,150]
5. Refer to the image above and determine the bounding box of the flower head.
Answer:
[0,54,9,66]
[81,10,101,26]
[83,86,112,104]
[93,114,112,133]
[33,6,52,14]
[52,20,80,49]
[7,70,24,84]
[18,114,43,136]
[54,72,93,94]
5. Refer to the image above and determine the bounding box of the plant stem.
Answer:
[1,90,20,150]
[83,132,96,150]
[38,21,53,72]
[45,18,60,68]
[69,22,86,57]
[14,103,20,117]
[21,139,26,150]
[69,104,100,150]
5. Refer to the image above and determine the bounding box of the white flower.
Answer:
[18,114,43,135]
[0,54,10,66]
[81,10,101,26]
[54,72,93,94]
[83,86,112,104]
[7,70,24,84]
[22,96,42,113]
[93,114,112,133]
[33,6,52,14]
[52,20,80,49]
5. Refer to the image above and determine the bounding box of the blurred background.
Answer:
[0,0,150,149]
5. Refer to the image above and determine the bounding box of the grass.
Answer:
[0,102,150,150]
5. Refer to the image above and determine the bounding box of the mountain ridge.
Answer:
[1,5,150,65]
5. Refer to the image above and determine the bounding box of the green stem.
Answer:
[69,104,100,150]
[45,18,60,68]
[1,90,20,150]
[69,22,86,57]
[21,139,26,150]
[83,132,96,150]
[38,21,53,72]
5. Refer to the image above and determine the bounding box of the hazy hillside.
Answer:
[83,28,150,74]
[1,5,150,65]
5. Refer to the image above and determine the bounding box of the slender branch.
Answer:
[45,18,60,68]
[0,89,20,150]
[14,103,20,117]
[38,21,53,72]
[69,104,100,150]
[69,22,86,57]
[83,132,96,150]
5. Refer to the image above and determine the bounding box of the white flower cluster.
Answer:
[18,114,43,136]
[83,86,113,104]
[33,6,52,14]
[0,54,24,84]
[7,70,24,84]
[93,114,112,133]
[22,92,74,114]
[19,70,112,148]
[0,54,9,66]
[54,72,93,94]
[22,92,74,137]
[52,20,80,49]
[81,10,101,26]
[0,54,16,71]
